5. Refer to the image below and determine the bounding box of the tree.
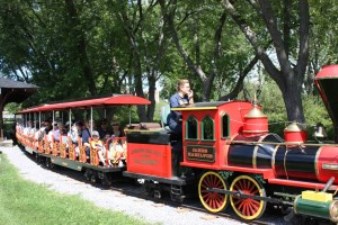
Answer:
[64,0,97,96]
[222,0,310,123]
[304,1,338,94]
[159,0,259,101]
[110,0,173,121]
[0,0,130,105]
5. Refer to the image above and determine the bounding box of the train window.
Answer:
[202,116,214,141]
[186,115,198,140]
[222,114,229,138]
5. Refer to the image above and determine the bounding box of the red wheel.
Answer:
[198,171,228,213]
[230,175,266,221]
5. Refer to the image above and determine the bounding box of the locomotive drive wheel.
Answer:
[229,175,266,221]
[198,171,228,213]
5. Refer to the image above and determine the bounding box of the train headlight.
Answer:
[330,200,338,222]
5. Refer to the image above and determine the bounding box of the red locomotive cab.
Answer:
[242,105,268,136]
[284,122,307,145]
[315,65,338,137]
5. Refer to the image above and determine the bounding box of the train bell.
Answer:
[313,122,327,143]
[284,122,307,145]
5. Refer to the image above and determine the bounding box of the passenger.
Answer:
[59,124,69,148]
[47,130,53,141]
[68,123,79,145]
[23,120,32,136]
[53,122,62,142]
[64,121,71,134]
[77,121,91,158]
[44,120,53,135]
[98,119,111,140]
[31,129,37,149]
[34,123,46,142]
[28,122,37,147]
[85,120,95,134]
[112,123,124,137]
[46,124,55,150]
[167,79,194,177]
[108,137,126,167]
[28,121,37,139]
[90,130,107,166]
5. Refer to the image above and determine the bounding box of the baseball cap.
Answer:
[92,130,99,137]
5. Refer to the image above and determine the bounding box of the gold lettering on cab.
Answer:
[187,145,215,163]
[130,148,161,165]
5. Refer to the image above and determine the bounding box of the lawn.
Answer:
[0,153,153,225]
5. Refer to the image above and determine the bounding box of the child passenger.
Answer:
[90,130,107,166]
[108,137,126,167]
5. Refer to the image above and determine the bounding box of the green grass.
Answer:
[0,154,154,225]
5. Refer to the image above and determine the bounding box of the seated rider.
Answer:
[77,121,91,158]
[97,119,111,140]
[108,137,126,167]
[167,79,194,176]
[68,122,79,145]
[90,130,107,166]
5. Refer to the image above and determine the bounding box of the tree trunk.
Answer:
[281,78,305,123]
[134,55,147,122]
[222,0,309,125]
[159,0,214,101]
[65,0,97,96]
[146,73,156,121]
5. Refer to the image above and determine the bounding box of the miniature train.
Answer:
[15,65,338,223]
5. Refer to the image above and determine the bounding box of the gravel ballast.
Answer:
[1,143,250,225]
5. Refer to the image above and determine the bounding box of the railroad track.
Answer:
[79,177,331,225]
[105,180,283,225]
[22,151,329,225]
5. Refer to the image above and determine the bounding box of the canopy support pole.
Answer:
[39,112,41,129]
[90,107,93,134]
[69,109,72,131]
[52,111,55,127]
[34,112,36,129]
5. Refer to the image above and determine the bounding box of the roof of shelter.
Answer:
[0,78,38,89]
[0,78,38,104]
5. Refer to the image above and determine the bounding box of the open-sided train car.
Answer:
[16,94,151,184]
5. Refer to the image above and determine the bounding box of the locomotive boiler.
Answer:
[228,133,338,185]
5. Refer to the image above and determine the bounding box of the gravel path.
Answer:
[0,142,258,225]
